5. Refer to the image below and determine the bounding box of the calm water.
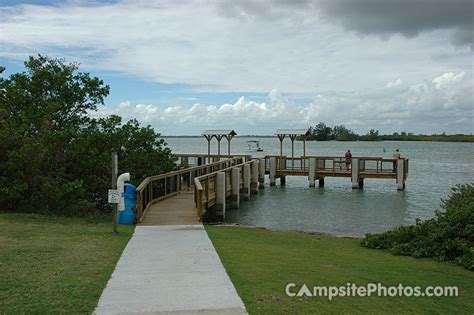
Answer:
[163,137,474,237]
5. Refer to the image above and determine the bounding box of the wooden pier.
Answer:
[136,153,408,224]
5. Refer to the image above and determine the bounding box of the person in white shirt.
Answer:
[393,149,401,159]
[393,149,401,170]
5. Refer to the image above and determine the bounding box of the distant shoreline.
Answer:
[159,135,474,142]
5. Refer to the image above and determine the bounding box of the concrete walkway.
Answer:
[95,225,247,315]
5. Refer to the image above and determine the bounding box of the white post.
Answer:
[231,167,240,208]
[351,158,359,189]
[309,158,316,187]
[216,172,226,219]
[258,158,265,188]
[269,157,276,186]
[251,160,259,194]
[397,159,405,190]
[243,164,251,199]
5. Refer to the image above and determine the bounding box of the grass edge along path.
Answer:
[206,225,474,314]
[0,213,134,314]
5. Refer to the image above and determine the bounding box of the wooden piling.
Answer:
[243,164,251,199]
[215,172,226,219]
[231,167,240,208]
[351,158,359,189]
[309,157,316,187]
[258,158,265,188]
[251,160,259,194]
[397,159,405,190]
[269,157,276,186]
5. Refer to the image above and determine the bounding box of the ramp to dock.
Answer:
[140,190,199,225]
[95,224,246,314]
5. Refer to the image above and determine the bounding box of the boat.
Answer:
[245,140,263,152]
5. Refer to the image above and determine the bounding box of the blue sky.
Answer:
[1,0,472,135]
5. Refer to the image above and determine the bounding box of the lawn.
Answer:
[0,213,134,314]
[206,226,474,314]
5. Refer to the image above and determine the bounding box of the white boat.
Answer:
[245,140,264,152]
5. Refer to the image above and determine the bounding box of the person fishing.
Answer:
[345,149,352,170]
[393,149,401,170]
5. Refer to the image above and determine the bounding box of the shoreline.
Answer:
[207,222,364,239]
[160,136,474,143]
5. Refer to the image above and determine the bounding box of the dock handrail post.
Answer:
[243,164,251,199]
[197,189,203,220]
[289,135,296,171]
[309,157,316,187]
[397,159,405,190]
[258,158,265,188]
[351,158,360,189]
[216,172,226,220]
[231,167,240,208]
[269,157,276,186]
[251,160,259,194]
[136,190,142,223]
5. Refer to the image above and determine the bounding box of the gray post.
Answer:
[111,151,118,233]
[351,158,359,189]
[258,158,265,189]
[231,167,240,208]
[397,159,405,190]
[269,157,276,186]
[216,172,226,219]
[243,164,251,199]
[309,157,316,187]
[251,160,259,194]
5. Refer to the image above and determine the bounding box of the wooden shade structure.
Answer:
[275,129,310,169]
[202,130,237,160]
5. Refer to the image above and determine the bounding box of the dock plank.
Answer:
[140,190,199,225]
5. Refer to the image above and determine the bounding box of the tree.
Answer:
[332,125,357,141]
[312,122,333,141]
[0,55,176,215]
[364,129,380,141]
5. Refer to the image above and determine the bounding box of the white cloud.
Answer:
[386,78,403,88]
[96,73,473,135]
[432,71,465,89]
[0,0,471,93]
[1,1,472,134]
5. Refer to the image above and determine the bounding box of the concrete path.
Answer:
[95,225,247,315]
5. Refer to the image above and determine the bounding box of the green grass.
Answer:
[0,213,134,314]
[206,226,474,314]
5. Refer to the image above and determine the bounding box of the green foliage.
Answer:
[0,55,176,215]
[304,122,474,142]
[361,183,474,270]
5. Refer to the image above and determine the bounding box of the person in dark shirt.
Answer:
[344,150,352,170]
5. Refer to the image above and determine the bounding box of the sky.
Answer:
[0,0,473,135]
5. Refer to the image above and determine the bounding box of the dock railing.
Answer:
[135,156,246,223]
[194,158,259,220]
[263,155,408,178]
[175,153,252,168]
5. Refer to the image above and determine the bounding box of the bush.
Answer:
[0,55,176,216]
[361,183,474,270]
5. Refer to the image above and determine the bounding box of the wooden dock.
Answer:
[140,190,198,225]
[137,154,409,224]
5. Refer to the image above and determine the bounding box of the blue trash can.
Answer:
[118,183,136,224]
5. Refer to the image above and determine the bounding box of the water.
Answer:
[162,137,474,237]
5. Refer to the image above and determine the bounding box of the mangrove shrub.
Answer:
[361,183,474,270]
